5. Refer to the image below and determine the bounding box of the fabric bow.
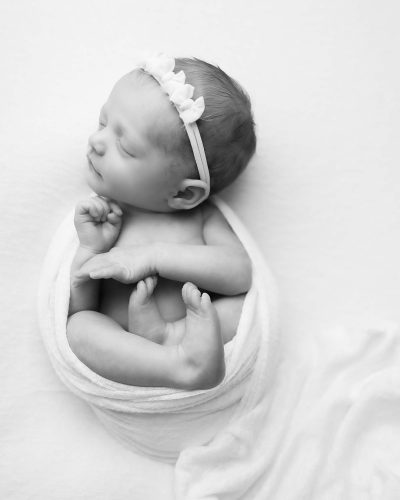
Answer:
[143,53,175,80]
[178,97,205,124]
[136,52,205,123]
[161,70,186,94]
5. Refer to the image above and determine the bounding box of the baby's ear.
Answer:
[168,179,209,210]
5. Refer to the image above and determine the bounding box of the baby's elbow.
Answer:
[242,253,253,292]
[234,251,252,294]
[217,247,252,295]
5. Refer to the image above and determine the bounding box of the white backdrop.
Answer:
[1,1,399,498]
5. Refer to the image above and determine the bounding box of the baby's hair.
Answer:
[134,57,257,194]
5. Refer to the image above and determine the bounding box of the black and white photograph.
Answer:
[1,1,399,498]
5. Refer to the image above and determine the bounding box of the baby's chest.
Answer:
[100,210,205,326]
[114,210,205,248]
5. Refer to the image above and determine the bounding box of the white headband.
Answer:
[134,53,210,203]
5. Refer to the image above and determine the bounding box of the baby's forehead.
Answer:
[109,72,182,146]
[109,71,161,108]
[113,73,173,116]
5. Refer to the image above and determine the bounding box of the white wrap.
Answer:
[37,196,280,497]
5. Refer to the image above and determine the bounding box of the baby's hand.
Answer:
[74,245,157,285]
[74,196,123,253]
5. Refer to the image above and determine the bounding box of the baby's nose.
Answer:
[88,130,107,155]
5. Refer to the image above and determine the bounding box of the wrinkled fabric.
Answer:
[38,196,280,495]
[38,194,400,499]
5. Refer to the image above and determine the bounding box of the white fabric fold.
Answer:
[37,194,400,499]
[39,193,400,500]
[37,195,280,495]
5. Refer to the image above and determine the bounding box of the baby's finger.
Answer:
[106,212,122,225]
[96,197,123,220]
[71,269,91,286]
[90,197,109,221]
[87,198,102,219]
[77,253,110,275]
[71,275,83,287]
[76,199,94,216]
[109,201,123,217]
[98,197,122,222]
[96,196,112,212]
[89,264,119,280]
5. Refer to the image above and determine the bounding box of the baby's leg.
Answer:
[129,277,245,346]
[66,283,224,390]
[212,295,246,343]
[128,276,167,343]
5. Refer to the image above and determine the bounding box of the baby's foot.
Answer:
[128,276,167,344]
[177,282,225,389]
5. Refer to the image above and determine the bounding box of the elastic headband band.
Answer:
[184,123,210,196]
[134,52,211,202]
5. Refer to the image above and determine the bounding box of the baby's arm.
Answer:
[75,205,251,295]
[69,246,102,314]
[155,205,252,295]
[68,196,122,316]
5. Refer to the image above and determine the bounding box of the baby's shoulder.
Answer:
[200,200,227,225]
[200,200,243,247]
[200,200,221,221]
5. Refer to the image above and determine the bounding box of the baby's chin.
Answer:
[85,169,105,196]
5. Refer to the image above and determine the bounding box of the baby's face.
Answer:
[86,72,183,211]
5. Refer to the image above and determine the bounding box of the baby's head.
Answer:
[87,54,256,211]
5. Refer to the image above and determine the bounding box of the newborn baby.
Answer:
[67,54,256,390]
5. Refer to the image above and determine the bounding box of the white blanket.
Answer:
[38,196,281,498]
[38,194,400,499]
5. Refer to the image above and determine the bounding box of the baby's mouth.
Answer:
[87,155,102,178]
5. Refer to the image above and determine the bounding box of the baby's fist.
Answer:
[74,196,123,253]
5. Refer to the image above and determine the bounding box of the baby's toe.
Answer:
[144,276,158,295]
[133,280,147,302]
[182,282,202,311]
[200,292,212,311]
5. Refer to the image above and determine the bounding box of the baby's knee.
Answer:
[66,311,95,357]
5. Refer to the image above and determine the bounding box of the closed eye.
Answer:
[118,139,135,158]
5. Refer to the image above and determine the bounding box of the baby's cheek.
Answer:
[148,171,172,193]
[109,174,139,202]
